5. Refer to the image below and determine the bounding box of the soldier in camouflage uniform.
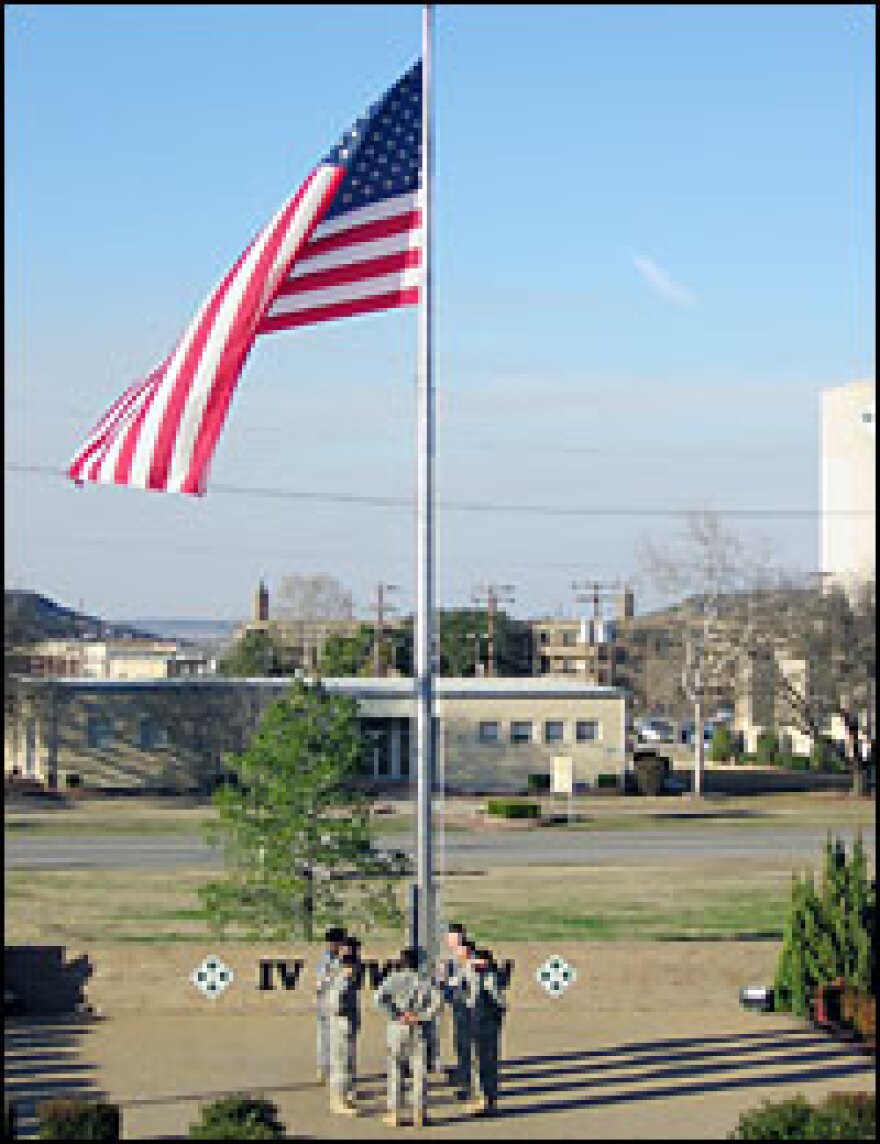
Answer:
[374,946,443,1128]
[466,947,506,1117]
[326,950,361,1115]
[439,930,475,1099]
[315,926,346,1085]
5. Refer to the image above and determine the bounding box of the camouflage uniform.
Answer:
[326,964,360,1106]
[442,955,475,1092]
[315,949,340,1081]
[375,967,442,1123]
[468,962,506,1112]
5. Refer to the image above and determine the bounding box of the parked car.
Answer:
[636,718,676,745]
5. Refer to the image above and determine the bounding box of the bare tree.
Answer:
[635,511,779,794]
[273,574,354,622]
[741,576,876,794]
[636,510,876,796]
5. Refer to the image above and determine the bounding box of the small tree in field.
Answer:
[200,680,405,941]
[709,724,736,762]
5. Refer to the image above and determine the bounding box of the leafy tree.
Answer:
[709,724,736,762]
[319,625,376,676]
[200,680,405,941]
[217,629,290,677]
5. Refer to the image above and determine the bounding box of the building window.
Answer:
[139,717,169,750]
[544,720,565,744]
[561,631,577,647]
[576,719,600,743]
[563,658,578,673]
[539,631,550,645]
[86,716,113,749]
[478,721,500,744]
[510,721,532,744]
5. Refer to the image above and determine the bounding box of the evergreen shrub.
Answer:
[756,730,779,765]
[187,1095,285,1140]
[36,1099,120,1141]
[774,835,875,1018]
[729,1092,875,1140]
[709,724,736,762]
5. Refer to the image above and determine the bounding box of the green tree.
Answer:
[217,630,289,677]
[774,834,875,1016]
[755,729,779,765]
[319,626,375,676]
[200,680,405,941]
[709,724,736,762]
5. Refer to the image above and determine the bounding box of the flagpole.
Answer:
[415,0,435,962]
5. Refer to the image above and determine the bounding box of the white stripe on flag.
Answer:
[288,226,422,277]
[309,189,421,240]
[267,267,422,318]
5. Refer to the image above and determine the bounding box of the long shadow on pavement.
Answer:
[4,1019,102,1139]
[427,1027,875,1127]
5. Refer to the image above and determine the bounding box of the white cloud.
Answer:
[632,253,696,308]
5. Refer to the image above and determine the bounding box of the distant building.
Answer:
[734,650,850,759]
[820,379,876,592]
[4,676,627,796]
[8,638,214,681]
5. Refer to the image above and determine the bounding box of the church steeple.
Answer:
[254,579,269,623]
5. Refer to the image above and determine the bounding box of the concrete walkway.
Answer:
[4,941,875,1139]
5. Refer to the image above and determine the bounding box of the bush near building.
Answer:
[728,1092,875,1140]
[756,730,780,766]
[527,773,551,793]
[774,835,875,1019]
[187,1095,286,1140]
[486,799,541,820]
[36,1098,121,1140]
[710,724,737,762]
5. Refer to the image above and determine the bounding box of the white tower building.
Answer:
[820,379,876,591]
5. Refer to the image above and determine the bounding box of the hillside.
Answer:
[4,591,157,647]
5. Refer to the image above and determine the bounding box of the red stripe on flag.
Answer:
[112,360,171,485]
[180,168,345,494]
[298,210,421,261]
[276,248,421,298]
[145,242,256,490]
[258,286,419,334]
[70,370,161,484]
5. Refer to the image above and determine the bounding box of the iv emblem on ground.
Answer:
[537,956,577,998]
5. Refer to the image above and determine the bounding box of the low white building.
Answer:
[5,675,627,795]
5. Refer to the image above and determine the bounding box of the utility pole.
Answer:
[372,582,399,677]
[572,580,623,683]
[472,584,515,677]
[466,631,486,676]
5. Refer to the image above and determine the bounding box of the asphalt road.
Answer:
[4,826,875,870]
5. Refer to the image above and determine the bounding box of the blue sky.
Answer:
[4,4,876,621]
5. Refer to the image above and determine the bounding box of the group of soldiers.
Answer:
[315,922,508,1127]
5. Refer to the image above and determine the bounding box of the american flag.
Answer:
[68,61,422,496]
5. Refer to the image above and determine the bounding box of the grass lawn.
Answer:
[5,791,874,836]
[5,861,798,947]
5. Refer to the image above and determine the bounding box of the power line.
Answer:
[4,462,874,519]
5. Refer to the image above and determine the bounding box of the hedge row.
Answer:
[486,798,541,820]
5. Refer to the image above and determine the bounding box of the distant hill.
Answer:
[4,591,158,647]
[127,618,239,649]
